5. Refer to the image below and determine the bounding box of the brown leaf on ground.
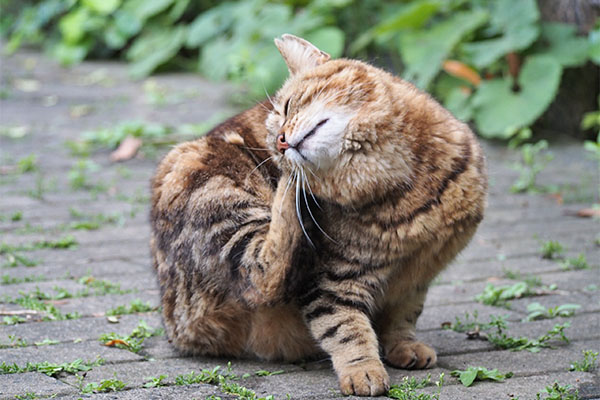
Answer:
[103,339,130,348]
[110,136,142,162]
[575,208,600,218]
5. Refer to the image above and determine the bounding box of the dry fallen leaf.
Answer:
[103,339,130,348]
[442,60,481,86]
[110,136,142,162]
[575,208,600,218]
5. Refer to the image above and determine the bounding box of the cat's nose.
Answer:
[276,134,289,153]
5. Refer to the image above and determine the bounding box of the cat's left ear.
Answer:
[275,34,330,75]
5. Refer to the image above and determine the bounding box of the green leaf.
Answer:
[460,369,478,387]
[472,55,562,138]
[82,0,121,15]
[128,26,187,78]
[305,27,345,59]
[398,10,488,89]
[588,26,600,65]
[122,0,174,22]
[462,0,540,68]
[59,7,89,44]
[444,87,474,122]
[52,42,89,66]
[374,0,442,35]
[186,3,235,48]
[537,23,590,68]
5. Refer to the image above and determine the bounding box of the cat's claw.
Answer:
[338,360,390,396]
[385,340,437,370]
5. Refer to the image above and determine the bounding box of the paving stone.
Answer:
[1,259,150,281]
[1,313,163,345]
[437,339,599,375]
[0,340,144,366]
[0,372,77,399]
[54,384,223,400]
[421,371,597,400]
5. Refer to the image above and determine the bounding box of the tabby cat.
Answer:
[150,34,487,396]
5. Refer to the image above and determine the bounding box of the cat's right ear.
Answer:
[275,34,330,75]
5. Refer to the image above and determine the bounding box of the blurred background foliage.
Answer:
[1,0,599,140]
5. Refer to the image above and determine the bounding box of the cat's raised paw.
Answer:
[385,340,437,369]
[338,360,390,396]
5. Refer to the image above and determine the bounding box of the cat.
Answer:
[150,34,487,396]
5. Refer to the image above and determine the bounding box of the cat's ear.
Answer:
[274,34,330,75]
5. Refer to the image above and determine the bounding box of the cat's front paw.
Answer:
[338,359,390,396]
[385,340,437,369]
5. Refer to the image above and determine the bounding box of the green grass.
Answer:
[0,211,23,222]
[1,274,46,285]
[488,322,571,353]
[535,382,579,400]
[143,374,168,388]
[561,254,590,270]
[77,275,131,296]
[81,378,126,394]
[0,334,28,348]
[0,358,104,376]
[17,155,38,173]
[106,299,155,316]
[388,373,445,400]
[4,289,81,322]
[441,311,507,333]
[540,240,565,260]
[569,350,598,372]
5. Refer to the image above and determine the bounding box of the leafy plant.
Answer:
[488,322,570,353]
[143,374,168,388]
[561,254,590,270]
[569,350,598,372]
[450,366,513,387]
[475,282,539,308]
[442,311,507,333]
[525,302,580,321]
[535,381,579,400]
[540,240,565,260]
[16,155,38,173]
[510,140,554,194]
[255,369,284,377]
[175,366,226,386]
[68,158,103,191]
[2,316,26,325]
[99,320,162,353]
[0,358,104,376]
[387,373,445,400]
[106,299,155,315]
[81,378,126,394]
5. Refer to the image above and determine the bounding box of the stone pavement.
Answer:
[0,48,599,400]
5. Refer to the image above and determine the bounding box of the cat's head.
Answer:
[266,34,413,206]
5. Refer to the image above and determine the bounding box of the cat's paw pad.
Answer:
[385,340,437,369]
[338,359,390,396]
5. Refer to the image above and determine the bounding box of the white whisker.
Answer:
[280,167,296,215]
[245,156,274,184]
[303,169,322,211]
[296,169,314,248]
[302,170,337,244]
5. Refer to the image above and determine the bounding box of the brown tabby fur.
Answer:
[150,34,487,396]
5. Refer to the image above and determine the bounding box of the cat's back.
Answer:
[150,102,278,291]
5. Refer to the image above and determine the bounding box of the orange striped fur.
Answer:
[150,34,487,396]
